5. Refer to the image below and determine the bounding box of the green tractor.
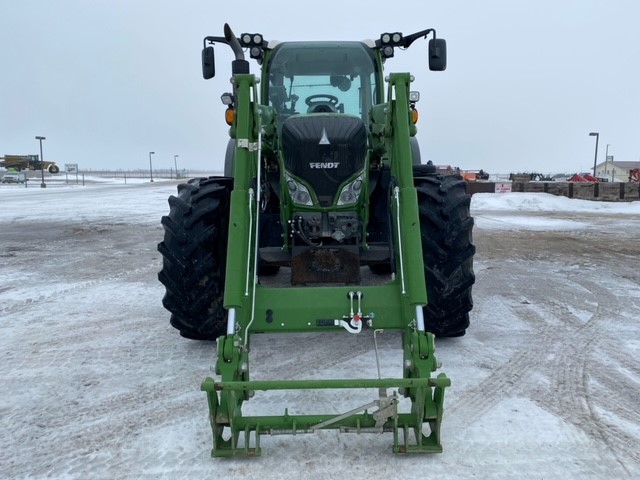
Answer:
[158,24,474,456]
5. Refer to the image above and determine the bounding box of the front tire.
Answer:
[416,174,475,337]
[157,177,232,340]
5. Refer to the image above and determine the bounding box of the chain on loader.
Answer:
[158,23,475,456]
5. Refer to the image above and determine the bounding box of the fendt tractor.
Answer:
[158,24,475,457]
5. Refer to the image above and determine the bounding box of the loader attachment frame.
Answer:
[201,68,450,457]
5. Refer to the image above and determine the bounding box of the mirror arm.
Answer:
[402,28,436,49]
[203,29,245,61]
[204,36,228,49]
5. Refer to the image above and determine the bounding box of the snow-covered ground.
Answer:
[473,191,640,214]
[1,182,639,479]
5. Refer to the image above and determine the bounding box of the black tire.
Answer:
[413,163,437,176]
[48,164,60,174]
[410,137,421,165]
[416,174,475,337]
[224,139,234,177]
[157,177,232,340]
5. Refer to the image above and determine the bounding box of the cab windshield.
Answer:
[266,41,379,123]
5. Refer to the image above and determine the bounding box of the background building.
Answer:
[595,160,640,182]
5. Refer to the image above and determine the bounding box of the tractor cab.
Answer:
[264,41,381,123]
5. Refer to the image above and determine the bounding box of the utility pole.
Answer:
[589,132,599,177]
[35,136,46,188]
[149,151,155,182]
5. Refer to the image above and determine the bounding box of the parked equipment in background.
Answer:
[158,23,475,457]
[568,173,601,182]
[0,155,60,174]
[509,172,554,182]
[462,169,489,181]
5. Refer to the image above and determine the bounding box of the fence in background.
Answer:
[467,181,640,201]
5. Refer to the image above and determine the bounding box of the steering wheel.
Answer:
[305,94,339,107]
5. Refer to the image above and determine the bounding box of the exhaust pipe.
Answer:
[224,23,250,75]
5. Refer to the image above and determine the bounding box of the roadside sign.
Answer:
[66,163,78,173]
[606,155,614,161]
[495,183,512,193]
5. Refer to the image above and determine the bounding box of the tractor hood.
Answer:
[282,114,366,207]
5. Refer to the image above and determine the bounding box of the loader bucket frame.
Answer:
[201,64,451,456]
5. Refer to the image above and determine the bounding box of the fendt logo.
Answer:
[309,162,340,169]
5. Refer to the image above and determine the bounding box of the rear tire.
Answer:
[158,177,232,340]
[224,139,234,177]
[416,174,475,337]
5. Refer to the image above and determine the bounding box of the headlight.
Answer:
[286,175,313,206]
[337,174,364,206]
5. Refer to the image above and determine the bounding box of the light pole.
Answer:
[589,132,599,177]
[149,151,155,182]
[35,136,46,188]
[604,143,613,182]
[174,155,179,179]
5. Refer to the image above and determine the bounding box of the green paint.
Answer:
[202,26,450,456]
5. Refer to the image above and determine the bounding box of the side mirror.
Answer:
[428,38,447,71]
[202,46,215,79]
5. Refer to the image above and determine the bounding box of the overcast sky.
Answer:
[1,0,639,174]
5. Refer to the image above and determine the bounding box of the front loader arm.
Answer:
[386,73,428,310]
[223,74,259,314]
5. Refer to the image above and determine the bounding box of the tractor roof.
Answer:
[267,41,378,76]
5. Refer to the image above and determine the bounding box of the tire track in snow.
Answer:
[0,222,161,316]
[453,273,639,469]
[534,278,640,469]
[1,335,214,477]
[445,302,555,417]
[445,269,638,469]
[0,262,160,315]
